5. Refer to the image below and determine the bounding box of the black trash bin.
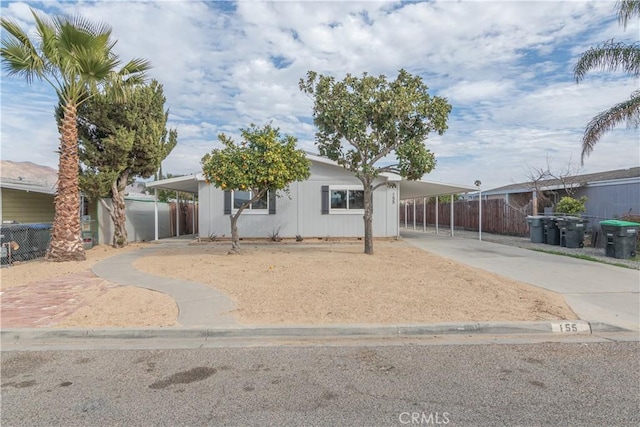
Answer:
[599,220,640,259]
[542,217,560,245]
[526,216,545,243]
[556,217,587,248]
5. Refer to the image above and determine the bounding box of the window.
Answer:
[331,189,364,210]
[233,190,268,210]
[224,190,276,215]
[322,185,364,214]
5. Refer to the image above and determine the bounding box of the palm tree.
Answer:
[573,0,640,163]
[1,8,150,261]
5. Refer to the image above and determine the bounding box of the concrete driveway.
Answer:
[402,230,640,331]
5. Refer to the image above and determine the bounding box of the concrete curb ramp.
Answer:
[1,320,630,344]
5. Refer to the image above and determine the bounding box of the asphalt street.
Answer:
[2,340,639,426]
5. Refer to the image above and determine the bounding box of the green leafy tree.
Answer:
[1,9,150,260]
[428,194,460,204]
[574,0,640,163]
[201,124,311,253]
[299,69,451,254]
[73,80,177,247]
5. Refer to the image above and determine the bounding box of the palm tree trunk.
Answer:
[46,102,85,261]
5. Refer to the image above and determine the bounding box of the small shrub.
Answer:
[555,196,587,216]
[268,227,282,242]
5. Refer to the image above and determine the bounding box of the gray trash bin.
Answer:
[526,216,545,243]
[599,220,640,259]
[557,217,587,248]
[542,217,560,245]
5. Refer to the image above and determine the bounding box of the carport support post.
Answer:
[479,188,482,242]
[423,197,426,232]
[192,193,196,235]
[413,199,416,230]
[404,202,407,229]
[435,196,439,234]
[450,195,454,237]
[154,188,158,241]
[176,193,180,237]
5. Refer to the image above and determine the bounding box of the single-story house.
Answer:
[0,178,56,224]
[146,153,476,240]
[480,166,640,227]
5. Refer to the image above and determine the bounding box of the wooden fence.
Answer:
[400,198,529,236]
[169,201,198,236]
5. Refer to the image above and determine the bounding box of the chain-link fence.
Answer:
[1,223,52,266]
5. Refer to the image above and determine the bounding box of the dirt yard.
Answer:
[134,240,576,325]
[1,240,576,328]
[0,244,178,328]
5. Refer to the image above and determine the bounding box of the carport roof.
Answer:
[397,179,476,199]
[146,172,475,199]
[145,174,200,194]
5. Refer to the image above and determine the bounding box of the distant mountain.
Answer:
[0,160,58,187]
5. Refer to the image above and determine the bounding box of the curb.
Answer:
[3,320,628,344]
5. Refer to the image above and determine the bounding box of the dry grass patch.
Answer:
[134,241,576,325]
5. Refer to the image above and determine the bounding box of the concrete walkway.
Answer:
[92,244,238,328]
[402,230,640,331]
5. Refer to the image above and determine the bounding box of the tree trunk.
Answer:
[46,102,85,262]
[363,180,374,255]
[229,214,240,254]
[110,172,129,248]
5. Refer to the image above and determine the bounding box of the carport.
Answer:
[145,174,200,241]
[395,177,480,240]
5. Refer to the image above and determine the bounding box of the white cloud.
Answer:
[1,0,637,189]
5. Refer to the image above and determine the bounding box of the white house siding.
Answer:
[198,161,399,239]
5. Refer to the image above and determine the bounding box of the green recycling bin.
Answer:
[599,220,640,259]
[526,216,545,243]
[556,217,587,248]
[542,217,560,245]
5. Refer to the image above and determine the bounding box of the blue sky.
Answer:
[1,0,638,190]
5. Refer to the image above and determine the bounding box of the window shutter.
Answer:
[269,191,276,215]
[321,185,329,214]
[224,191,231,215]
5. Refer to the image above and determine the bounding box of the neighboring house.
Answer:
[481,167,640,229]
[0,178,56,224]
[147,154,475,239]
[0,160,58,224]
